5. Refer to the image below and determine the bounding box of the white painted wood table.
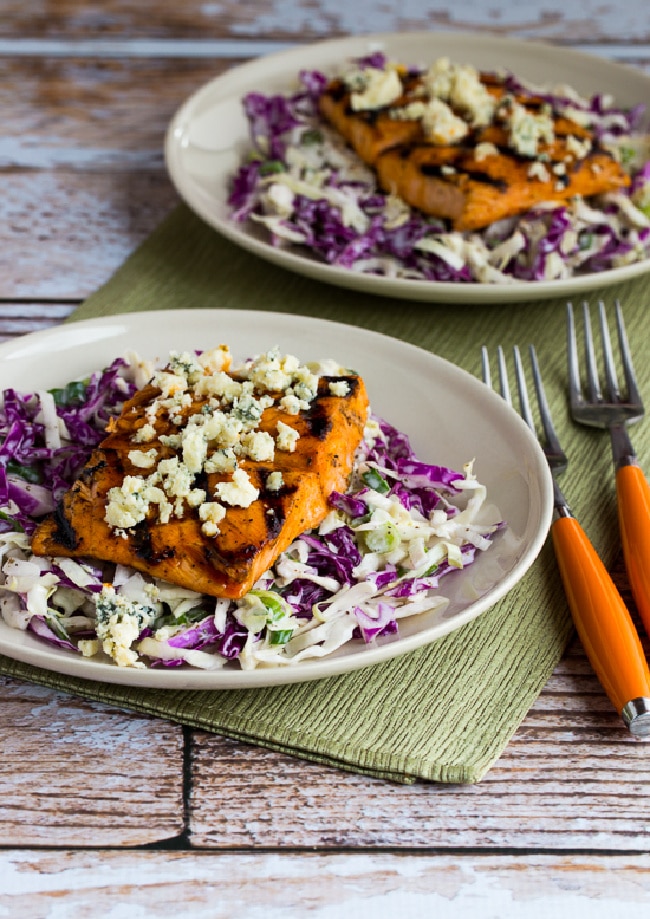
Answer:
[2,3,650,915]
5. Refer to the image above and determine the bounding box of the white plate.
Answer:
[165,31,650,304]
[0,310,553,688]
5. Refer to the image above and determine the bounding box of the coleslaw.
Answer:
[0,350,503,671]
[228,54,650,284]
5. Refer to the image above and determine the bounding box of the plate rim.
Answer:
[164,30,650,305]
[0,308,554,689]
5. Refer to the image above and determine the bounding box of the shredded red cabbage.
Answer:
[0,358,136,534]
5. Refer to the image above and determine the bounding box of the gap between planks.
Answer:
[0,37,647,63]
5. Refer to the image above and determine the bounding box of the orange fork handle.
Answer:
[617,463,650,639]
[551,515,650,715]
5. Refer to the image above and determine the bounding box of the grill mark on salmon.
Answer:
[52,503,79,552]
[375,139,628,230]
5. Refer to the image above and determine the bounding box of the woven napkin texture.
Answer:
[2,204,650,783]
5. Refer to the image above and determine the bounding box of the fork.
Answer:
[567,300,650,640]
[482,344,650,736]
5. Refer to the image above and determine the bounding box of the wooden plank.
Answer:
[0,55,217,299]
[188,697,650,850]
[0,677,185,846]
[0,304,76,342]
[0,171,179,299]
[2,851,650,917]
[0,0,649,45]
[0,57,234,170]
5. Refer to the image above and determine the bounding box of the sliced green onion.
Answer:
[362,469,390,494]
[45,613,72,642]
[0,510,24,532]
[268,628,293,646]
[259,160,286,176]
[619,146,636,167]
[301,129,323,145]
[173,607,209,626]
[49,379,89,407]
[249,589,288,621]
[6,459,42,484]
[365,521,401,554]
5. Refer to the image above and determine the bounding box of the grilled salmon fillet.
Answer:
[319,64,630,230]
[31,350,369,599]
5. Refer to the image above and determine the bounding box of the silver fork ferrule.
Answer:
[553,480,574,518]
[617,455,641,469]
[609,421,638,470]
[621,697,650,738]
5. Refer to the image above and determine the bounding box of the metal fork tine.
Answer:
[480,345,491,389]
[497,345,512,406]
[582,301,602,403]
[598,299,621,403]
[615,298,643,408]
[566,302,582,413]
[569,300,643,437]
[529,344,564,463]
[513,345,535,431]
[485,343,568,506]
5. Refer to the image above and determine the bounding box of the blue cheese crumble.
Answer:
[276,421,299,453]
[504,100,555,158]
[346,66,402,111]
[328,380,350,397]
[103,345,354,539]
[266,471,284,492]
[214,467,259,508]
[95,585,157,668]
[128,448,158,469]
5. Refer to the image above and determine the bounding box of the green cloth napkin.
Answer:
[2,204,649,783]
